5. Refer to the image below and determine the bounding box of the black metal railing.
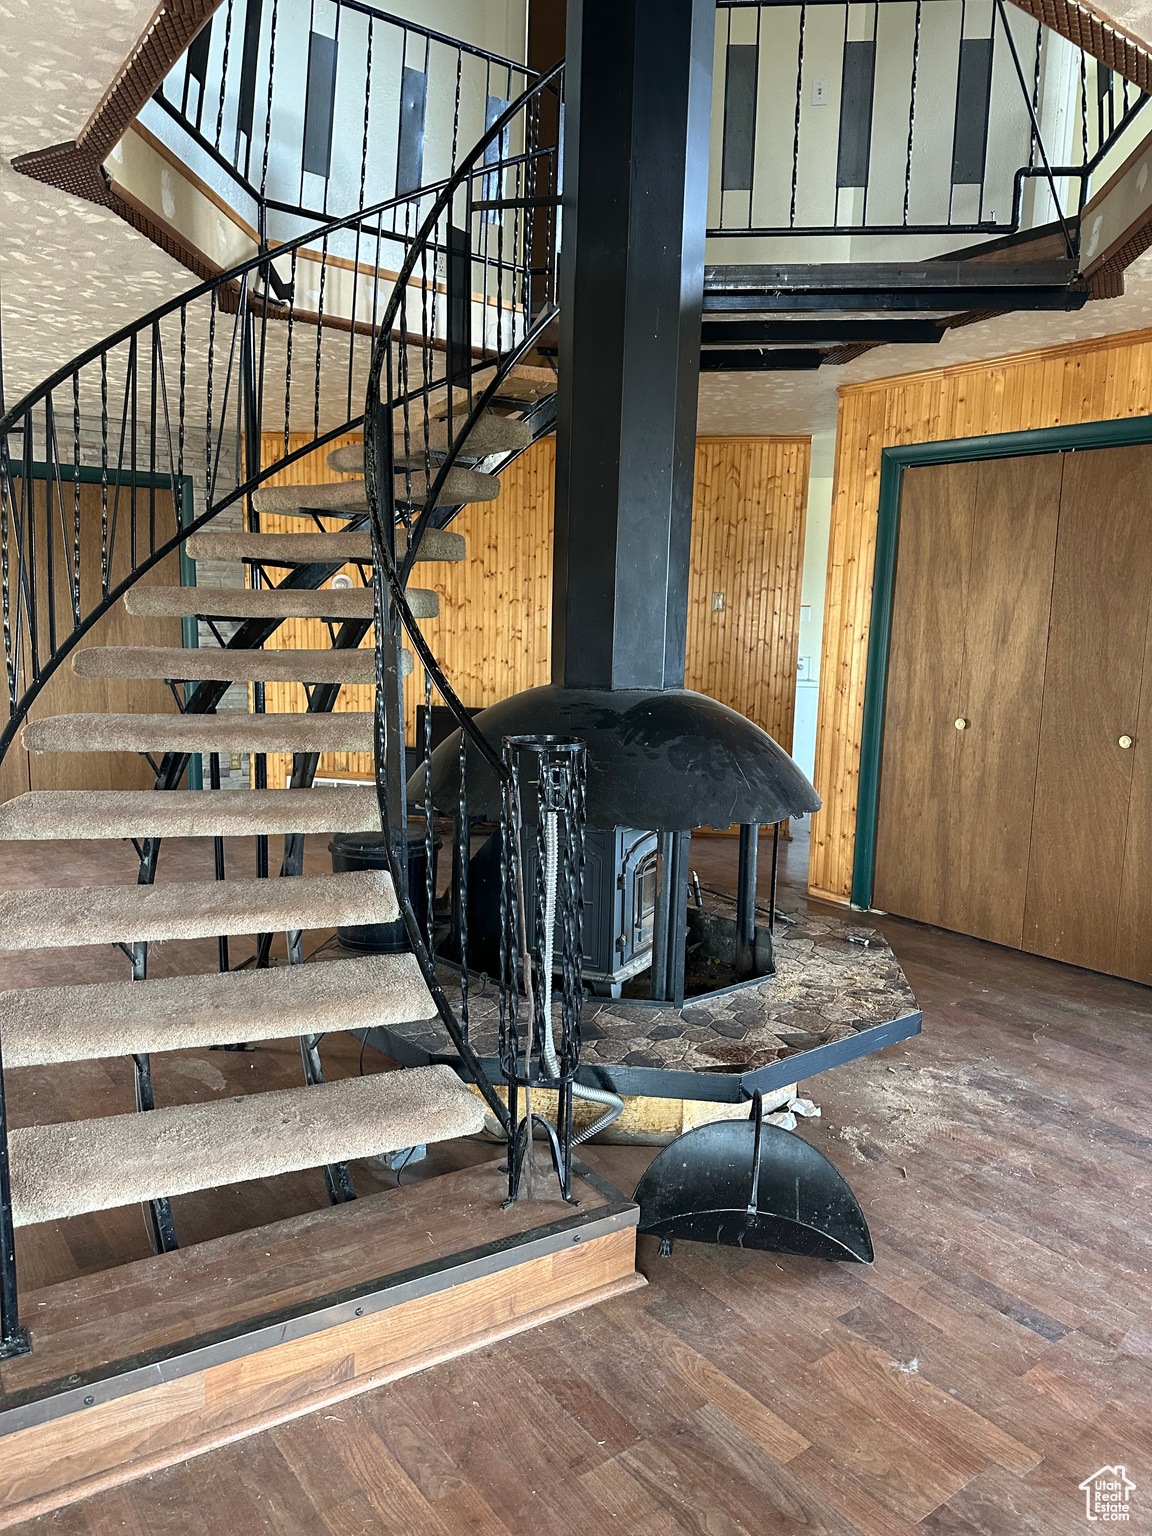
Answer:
[360,63,605,1207]
[148,0,535,246]
[710,0,1148,250]
[0,63,569,1360]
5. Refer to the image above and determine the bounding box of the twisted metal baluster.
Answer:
[1030,22,1042,172]
[259,0,278,206]
[903,0,922,226]
[424,668,435,953]
[313,234,328,443]
[790,5,806,228]
[0,444,14,715]
[1080,50,1090,169]
[457,726,469,1039]
[149,324,159,555]
[214,0,235,153]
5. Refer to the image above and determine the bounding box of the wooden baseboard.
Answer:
[0,1164,641,1527]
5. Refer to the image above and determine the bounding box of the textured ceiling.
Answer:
[0,0,199,407]
[3,0,1152,431]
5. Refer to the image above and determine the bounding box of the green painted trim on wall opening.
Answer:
[850,412,1152,910]
[10,461,202,789]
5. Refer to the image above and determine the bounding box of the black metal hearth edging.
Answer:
[363,1008,923,1108]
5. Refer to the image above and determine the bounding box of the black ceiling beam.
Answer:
[700,349,824,371]
[705,260,1078,291]
[701,319,945,344]
[704,288,1089,313]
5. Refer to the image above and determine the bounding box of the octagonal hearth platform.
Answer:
[363,907,921,1106]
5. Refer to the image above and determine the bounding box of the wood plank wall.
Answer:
[687,438,809,755]
[810,323,1152,903]
[253,432,809,790]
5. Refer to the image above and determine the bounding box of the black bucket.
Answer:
[329,823,437,952]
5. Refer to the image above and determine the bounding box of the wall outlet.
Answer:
[711,591,725,612]
[811,79,829,106]
[229,752,243,771]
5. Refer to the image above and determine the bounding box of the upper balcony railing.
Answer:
[146,0,535,244]
[709,0,1148,254]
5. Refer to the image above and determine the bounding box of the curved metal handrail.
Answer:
[358,64,569,1149]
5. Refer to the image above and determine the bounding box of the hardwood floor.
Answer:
[3,819,1150,1534]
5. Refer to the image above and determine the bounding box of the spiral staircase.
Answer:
[0,58,571,1369]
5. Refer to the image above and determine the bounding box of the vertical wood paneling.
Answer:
[685,438,810,755]
[810,324,1152,903]
[256,433,557,787]
[256,433,810,790]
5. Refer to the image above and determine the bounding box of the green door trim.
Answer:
[850,412,1152,910]
[11,461,201,787]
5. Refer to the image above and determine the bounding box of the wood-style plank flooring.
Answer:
[4,820,1150,1535]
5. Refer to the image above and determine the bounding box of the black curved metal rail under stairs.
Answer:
[0,65,573,1360]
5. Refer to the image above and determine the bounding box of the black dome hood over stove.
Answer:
[410,684,819,829]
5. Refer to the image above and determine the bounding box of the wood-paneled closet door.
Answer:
[948,453,1062,947]
[1023,444,1152,974]
[873,461,977,929]
[874,454,1062,944]
[1115,593,1152,983]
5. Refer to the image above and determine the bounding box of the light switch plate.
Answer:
[811,79,828,105]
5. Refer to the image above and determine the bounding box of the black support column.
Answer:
[552,0,715,691]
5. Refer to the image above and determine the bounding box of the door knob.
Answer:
[1119,734,1134,749]
[954,718,969,731]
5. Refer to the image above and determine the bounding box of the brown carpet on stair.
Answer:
[23,711,374,754]
[122,585,439,621]
[326,414,531,468]
[0,787,382,840]
[0,951,435,1066]
[8,1065,486,1225]
[250,467,497,514]
[0,868,397,950]
[73,645,389,684]
[185,528,466,565]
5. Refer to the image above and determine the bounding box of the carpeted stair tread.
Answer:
[123,585,439,621]
[0,868,396,950]
[72,645,405,684]
[0,787,381,840]
[0,952,434,1067]
[23,712,374,754]
[250,467,498,516]
[485,364,557,402]
[185,528,466,566]
[327,415,531,470]
[8,1065,485,1226]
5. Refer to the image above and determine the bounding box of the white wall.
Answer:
[705,0,1125,266]
[136,0,529,246]
[791,429,835,786]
